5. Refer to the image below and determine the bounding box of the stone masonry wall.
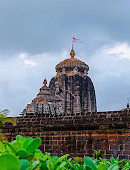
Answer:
[3,110,130,159]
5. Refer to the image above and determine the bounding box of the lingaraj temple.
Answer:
[5,47,130,159]
[22,47,97,115]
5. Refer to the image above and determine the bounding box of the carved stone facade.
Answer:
[22,48,97,115]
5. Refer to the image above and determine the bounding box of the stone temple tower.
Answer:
[49,47,97,114]
[22,48,97,115]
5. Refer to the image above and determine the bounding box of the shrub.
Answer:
[0,109,15,142]
[0,135,130,169]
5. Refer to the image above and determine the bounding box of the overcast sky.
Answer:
[0,0,130,116]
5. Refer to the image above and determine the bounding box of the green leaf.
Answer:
[26,138,41,154]
[108,164,119,170]
[94,159,100,166]
[5,142,16,154]
[85,166,93,170]
[69,162,78,170]
[20,159,30,170]
[18,137,26,145]
[31,161,40,170]
[27,153,34,162]
[39,160,48,170]
[12,141,22,151]
[56,161,67,170]
[52,156,59,162]
[78,164,84,170]
[84,157,98,170]
[0,154,20,170]
[23,137,33,150]
[46,152,53,166]
[16,149,27,159]
[0,141,5,153]
[16,135,23,141]
[98,163,108,170]
[110,157,116,164]
[35,149,43,159]
[55,154,69,164]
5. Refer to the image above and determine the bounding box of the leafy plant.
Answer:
[0,135,129,169]
[93,150,104,160]
[0,109,16,142]
[0,154,20,170]
[72,157,83,165]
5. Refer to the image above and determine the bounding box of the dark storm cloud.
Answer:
[0,0,130,115]
[0,0,130,54]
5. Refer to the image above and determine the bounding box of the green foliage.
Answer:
[26,137,41,154]
[0,109,16,126]
[0,135,130,169]
[0,109,16,142]
[20,159,30,170]
[72,157,83,165]
[84,157,98,170]
[93,150,104,159]
[98,163,108,170]
[0,154,20,170]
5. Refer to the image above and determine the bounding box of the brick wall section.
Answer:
[3,110,130,159]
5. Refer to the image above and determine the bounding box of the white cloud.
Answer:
[18,50,68,68]
[19,53,27,59]
[23,59,37,67]
[19,53,37,67]
[85,42,130,112]
[106,43,130,60]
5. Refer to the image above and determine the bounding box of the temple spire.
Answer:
[127,97,130,109]
[43,79,47,87]
[70,47,75,58]
[127,103,129,109]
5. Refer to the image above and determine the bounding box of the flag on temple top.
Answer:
[73,37,79,41]
[72,37,79,48]
[73,37,86,44]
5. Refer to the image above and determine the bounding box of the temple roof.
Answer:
[55,48,89,72]
[32,79,61,104]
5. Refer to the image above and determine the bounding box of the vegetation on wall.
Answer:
[0,109,16,142]
[0,135,130,170]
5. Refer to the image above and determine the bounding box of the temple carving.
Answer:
[22,48,97,115]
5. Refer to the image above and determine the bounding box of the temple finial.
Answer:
[43,79,47,86]
[127,103,129,109]
[127,97,130,109]
[70,47,75,58]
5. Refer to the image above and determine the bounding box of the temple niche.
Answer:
[22,48,97,115]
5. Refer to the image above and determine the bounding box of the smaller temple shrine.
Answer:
[22,79,62,115]
[22,47,97,115]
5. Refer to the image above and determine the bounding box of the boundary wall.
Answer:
[3,110,130,159]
